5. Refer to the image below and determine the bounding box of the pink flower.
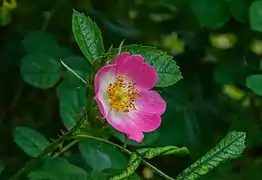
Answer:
[94,52,166,142]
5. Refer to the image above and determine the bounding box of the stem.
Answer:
[75,134,130,154]
[74,134,175,180]
[138,158,174,180]
[10,134,71,180]
[41,6,56,32]
[52,140,78,158]
[10,114,86,180]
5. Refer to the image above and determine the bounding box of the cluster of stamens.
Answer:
[107,76,140,113]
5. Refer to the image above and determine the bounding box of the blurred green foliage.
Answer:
[1,0,262,179]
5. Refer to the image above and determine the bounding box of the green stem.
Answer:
[74,134,175,180]
[41,5,56,32]
[52,140,78,158]
[75,134,130,154]
[10,114,86,180]
[138,157,174,180]
[10,134,71,180]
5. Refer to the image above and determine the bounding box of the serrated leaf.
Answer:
[79,139,127,171]
[20,52,62,89]
[176,131,246,180]
[14,127,50,157]
[250,0,262,32]
[191,0,230,29]
[137,146,189,159]
[72,10,104,64]
[246,74,262,96]
[108,45,182,87]
[110,153,140,180]
[56,81,86,129]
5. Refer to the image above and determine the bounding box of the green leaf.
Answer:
[14,127,50,157]
[61,56,92,87]
[137,146,189,159]
[0,7,12,26]
[28,170,59,180]
[250,0,262,32]
[87,171,108,180]
[72,10,104,64]
[23,31,73,58]
[110,153,140,180]
[79,139,127,171]
[227,0,250,23]
[106,169,141,180]
[191,0,230,29]
[29,159,88,180]
[246,74,262,95]
[23,31,56,53]
[109,45,182,87]
[44,161,88,180]
[62,56,92,74]
[176,131,246,180]
[20,52,62,89]
[63,70,87,88]
[43,157,69,167]
[56,81,86,129]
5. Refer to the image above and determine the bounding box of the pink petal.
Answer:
[107,110,144,142]
[135,90,166,115]
[94,64,117,117]
[94,64,117,94]
[130,111,162,132]
[94,93,110,118]
[116,55,158,90]
[112,52,130,64]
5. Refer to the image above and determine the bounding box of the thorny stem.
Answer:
[10,48,174,180]
[10,114,86,180]
[11,119,174,180]
[74,134,175,180]
[52,140,78,158]
[10,134,71,180]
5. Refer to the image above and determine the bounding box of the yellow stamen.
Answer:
[107,76,139,113]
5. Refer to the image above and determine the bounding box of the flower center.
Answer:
[107,75,139,113]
